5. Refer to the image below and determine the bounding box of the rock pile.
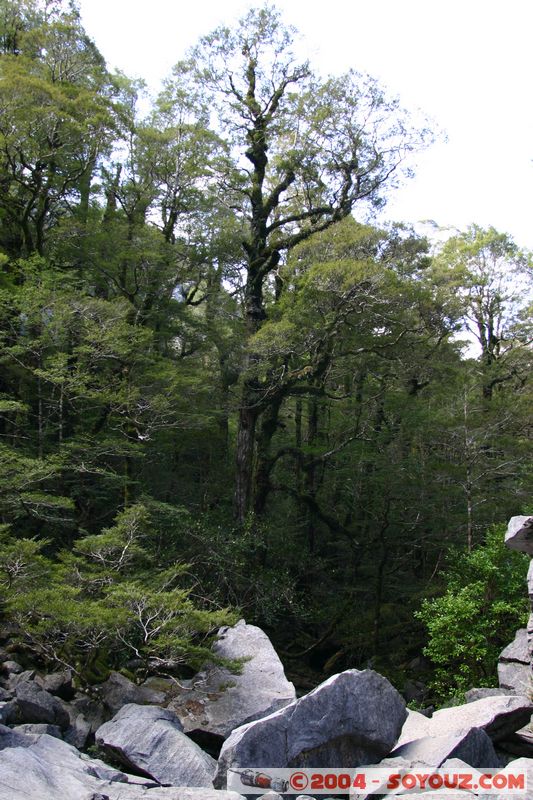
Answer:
[0,517,533,799]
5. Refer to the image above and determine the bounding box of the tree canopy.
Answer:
[0,0,531,695]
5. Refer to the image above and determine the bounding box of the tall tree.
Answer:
[0,0,117,256]
[173,6,432,520]
[432,225,532,400]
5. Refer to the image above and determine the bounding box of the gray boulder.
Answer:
[483,756,533,800]
[58,691,95,749]
[69,692,106,734]
[356,754,483,800]
[498,628,531,694]
[0,702,15,725]
[0,725,245,800]
[36,669,74,700]
[429,694,533,742]
[215,669,406,788]
[396,709,433,747]
[497,724,533,758]
[169,619,296,739]
[11,723,62,739]
[1,660,23,676]
[505,516,533,555]
[500,628,529,663]
[15,681,70,730]
[97,671,166,715]
[498,662,531,694]
[63,712,92,750]
[465,688,515,703]
[7,669,35,689]
[95,703,216,787]
[387,761,476,800]
[390,727,501,768]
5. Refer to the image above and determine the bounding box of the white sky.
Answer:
[78,0,533,248]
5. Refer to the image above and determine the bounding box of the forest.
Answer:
[0,0,532,705]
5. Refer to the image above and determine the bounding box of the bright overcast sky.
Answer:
[79,0,533,248]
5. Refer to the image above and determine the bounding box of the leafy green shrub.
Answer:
[416,524,529,703]
[0,505,236,682]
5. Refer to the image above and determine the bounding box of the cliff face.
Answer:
[504,516,533,692]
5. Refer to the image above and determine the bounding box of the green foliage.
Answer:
[0,2,531,693]
[0,505,235,680]
[417,525,529,702]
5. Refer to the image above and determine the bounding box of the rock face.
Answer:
[498,725,533,758]
[216,669,406,788]
[35,669,74,700]
[498,628,530,694]
[500,628,529,663]
[428,695,533,742]
[0,725,245,800]
[390,727,501,768]
[96,703,216,787]
[97,670,167,714]
[11,723,62,739]
[505,516,533,555]
[465,687,515,703]
[14,681,71,730]
[498,662,531,695]
[503,516,533,701]
[169,619,296,739]
[395,709,433,748]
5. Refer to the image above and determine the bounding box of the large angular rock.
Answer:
[215,669,406,788]
[498,662,531,694]
[0,725,32,751]
[7,669,35,690]
[15,681,70,730]
[505,516,533,555]
[0,660,23,676]
[396,709,433,747]
[169,619,296,739]
[11,723,62,739]
[63,711,91,750]
[35,669,74,701]
[97,670,167,714]
[0,702,15,725]
[498,725,533,758]
[355,754,487,800]
[465,688,515,703]
[390,727,501,768]
[69,691,106,734]
[500,629,529,663]
[483,756,533,800]
[0,724,245,800]
[429,695,533,742]
[95,703,216,787]
[498,628,531,694]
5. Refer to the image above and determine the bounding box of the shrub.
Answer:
[416,524,529,702]
[0,505,236,681]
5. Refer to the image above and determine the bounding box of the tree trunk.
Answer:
[234,402,259,523]
[253,394,283,515]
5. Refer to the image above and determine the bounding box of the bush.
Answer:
[416,524,529,703]
[0,505,236,681]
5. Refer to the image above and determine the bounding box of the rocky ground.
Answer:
[1,515,532,800]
